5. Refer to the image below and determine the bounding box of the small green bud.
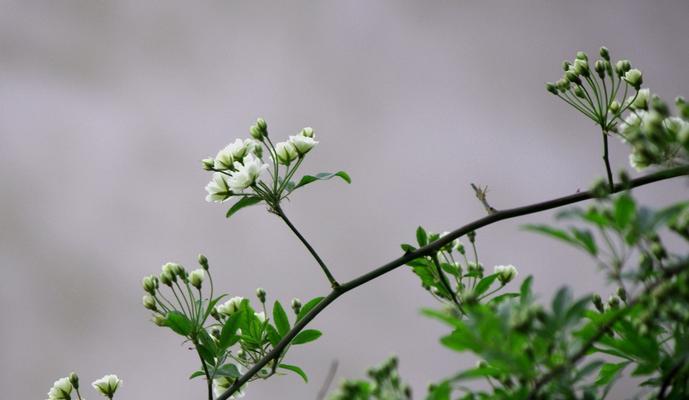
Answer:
[467,231,476,243]
[616,287,627,302]
[574,59,590,77]
[556,78,570,92]
[142,275,158,295]
[153,315,166,326]
[160,271,174,286]
[609,100,621,114]
[198,254,209,270]
[69,372,79,389]
[607,294,620,309]
[201,158,215,171]
[565,70,582,85]
[599,46,610,61]
[631,88,650,110]
[604,60,613,76]
[576,51,588,61]
[616,59,631,76]
[624,68,643,90]
[562,60,572,71]
[676,96,689,119]
[574,86,586,99]
[143,294,157,310]
[291,298,302,314]
[189,268,205,289]
[650,95,670,117]
[592,294,604,312]
[546,82,558,95]
[594,60,606,78]
[256,287,266,303]
[300,127,315,138]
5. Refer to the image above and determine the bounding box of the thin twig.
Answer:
[316,361,339,400]
[471,183,498,215]
[216,165,689,400]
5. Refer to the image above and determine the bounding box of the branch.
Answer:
[217,165,689,400]
[471,183,498,215]
[529,258,689,398]
[275,205,340,288]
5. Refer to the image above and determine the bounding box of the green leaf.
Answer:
[524,224,597,255]
[571,228,597,256]
[165,311,194,337]
[474,273,499,297]
[279,363,309,383]
[218,310,243,349]
[416,226,428,247]
[273,301,290,337]
[189,370,205,380]
[400,243,416,253]
[292,329,322,345]
[215,363,241,378]
[292,171,351,191]
[614,194,636,229]
[595,361,629,385]
[297,297,324,321]
[226,196,263,218]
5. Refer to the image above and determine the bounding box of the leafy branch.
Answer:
[217,165,689,399]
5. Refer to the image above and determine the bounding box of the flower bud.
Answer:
[274,141,298,165]
[574,86,586,99]
[189,268,205,289]
[650,95,670,117]
[197,254,209,270]
[291,298,302,314]
[616,287,627,303]
[546,82,558,95]
[607,295,620,309]
[160,270,173,286]
[69,373,79,390]
[562,60,572,71]
[624,69,643,90]
[592,294,604,312]
[630,88,650,110]
[142,275,158,295]
[599,46,610,61]
[609,100,620,115]
[300,127,315,138]
[153,315,166,326]
[616,59,631,76]
[256,287,266,303]
[143,295,157,311]
[574,59,590,78]
[565,70,581,85]
[676,96,689,120]
[604,60,613,76]
[202,158,215,171]
[594,60,606,78]
[576,51,588,61]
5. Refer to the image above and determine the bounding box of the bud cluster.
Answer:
[45,372,122,400]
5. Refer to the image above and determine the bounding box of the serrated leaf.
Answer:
[273,301,290,337]
[226,196,263,218]
[292,171,351,191]
[474,273,499,297]
[279,363,308,383]
[165,311,194,337]
[292,329,322,345]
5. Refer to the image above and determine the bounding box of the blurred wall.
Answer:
[1,1,688,398]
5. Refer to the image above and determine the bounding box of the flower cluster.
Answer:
[46,373,121,400]
[402,228,518,312]
[202,119,321,211]
[619,94,689,171]
[546,47,644,132]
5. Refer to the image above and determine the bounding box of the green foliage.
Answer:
[329,357,412,400]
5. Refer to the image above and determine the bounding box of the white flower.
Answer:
[494,264,518,284]
[91,374,122,398]
[213,376,246,399]
[255,311,266,323]
[629,88,650,110]
[227,153,268,192]
[274,141,298,165]
[216,296,244,317]
[288,134,318,156]
[300,127,315,138]
[629,152,648,171]
[205,172,232,203]
[189,268,205,289]
[244,138,263,158]
[47,377,72,400]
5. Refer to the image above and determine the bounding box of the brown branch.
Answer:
[471,183,498,215]
[216,165,689,400]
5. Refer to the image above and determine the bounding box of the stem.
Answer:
[275,205,339,288]
[431,255,463,313]
[602,131,614,191]
[194,341,214,400]
[216,166,689,400]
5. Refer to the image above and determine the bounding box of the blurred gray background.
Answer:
[1,1,688,399]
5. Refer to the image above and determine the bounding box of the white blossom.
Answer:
[255,311,266,323]
[216,296,244,317]
[227,153,268,192]
[91,374,122,398]
[494,264,518,284]
[288,134,318,156]
[205,172,232,203]
[213,376,246,399]
[47,377,72,400]
[274,141,298,165]
[189,268,205,289]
